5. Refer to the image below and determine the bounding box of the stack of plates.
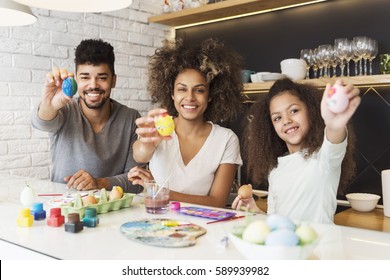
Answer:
[261,73,286,81]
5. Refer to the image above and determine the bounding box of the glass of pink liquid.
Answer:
[144,180,169,214]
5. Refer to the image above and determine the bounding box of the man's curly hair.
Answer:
[147,38,245,123]
[244,78,356,195]
[75,39,115,75]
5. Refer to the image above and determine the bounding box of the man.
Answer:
[32,39,144,192]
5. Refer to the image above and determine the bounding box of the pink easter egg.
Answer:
[327,84,349,113]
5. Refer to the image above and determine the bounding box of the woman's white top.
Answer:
[149,122,242,195]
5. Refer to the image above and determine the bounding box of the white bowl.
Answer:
[228,233,317,260]
[346,193,381,212]
[280,58,307,81]
[280,58,306,68]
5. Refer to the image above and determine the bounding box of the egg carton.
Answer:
[60,189,134,218]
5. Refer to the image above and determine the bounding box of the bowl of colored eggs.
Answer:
[228,214,318,260]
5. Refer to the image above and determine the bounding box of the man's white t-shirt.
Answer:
[267,133,348,224]
[149,122,242,195]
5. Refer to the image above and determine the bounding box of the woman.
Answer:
[130,38,245,208]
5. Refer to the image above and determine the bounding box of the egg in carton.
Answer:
[60,189,134,218]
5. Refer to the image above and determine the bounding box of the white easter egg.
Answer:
[242,220,270,244]
[265,228,299,247]
[295,225,318,245]
[327,84,349,113]
[20,185,35,207]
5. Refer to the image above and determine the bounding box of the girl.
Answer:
[129,38,245,208]
[232,78,360,223]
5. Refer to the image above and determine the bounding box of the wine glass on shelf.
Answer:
[311,48,319,78]
[334,38,350,76]
[314,48,324,77]
[360,37,371,75]
[317,44,332,77]
[352,36,369,76]
[300,49,313,79]
[329,46,340,77]
[344,42,353,76]
[367,38,378,75]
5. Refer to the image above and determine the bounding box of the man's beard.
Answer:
[80,89,109,109]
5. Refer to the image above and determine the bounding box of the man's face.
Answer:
[76,63,116,109]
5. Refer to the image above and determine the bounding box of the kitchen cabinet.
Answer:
[243,74,390,94]
[148,0,320,27]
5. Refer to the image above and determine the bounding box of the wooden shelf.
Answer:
[148,0,320,27]
[243,74,390,94]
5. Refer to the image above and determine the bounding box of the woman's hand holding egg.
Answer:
[237,184,253,199]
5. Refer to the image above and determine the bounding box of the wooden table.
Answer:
[254,193,390,233]
[334,207,390,233]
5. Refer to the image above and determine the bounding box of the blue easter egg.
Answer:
[265,229,299,247]
[62,77,77,97]
[266,214,295,231]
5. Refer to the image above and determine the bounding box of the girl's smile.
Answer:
[270,91,309,154]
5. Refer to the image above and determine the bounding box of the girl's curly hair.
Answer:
[147,38,245,123]
[244,78,356,195]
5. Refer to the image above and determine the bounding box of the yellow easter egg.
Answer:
[154,113,175,136]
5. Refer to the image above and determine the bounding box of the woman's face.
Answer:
[269,91,310,154]
[172,68,210,122]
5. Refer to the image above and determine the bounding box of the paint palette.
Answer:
[120,219,206,247]
[178,206,236,220]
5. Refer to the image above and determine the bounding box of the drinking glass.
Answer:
[344,42,353,76]
[334,38,350,76]
[329,47,340,77]
[352,36,369,76]
[300,49,313,79]
[311,48,319,78]
[144,180,169,214]
[367,38,378,75]
[317,44,332,77]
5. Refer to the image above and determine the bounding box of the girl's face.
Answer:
[172,68,210,122]
[269,91,310,154]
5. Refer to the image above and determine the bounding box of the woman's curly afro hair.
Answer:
[147,38,245,123]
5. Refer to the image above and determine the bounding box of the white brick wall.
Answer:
[0,0,174,179]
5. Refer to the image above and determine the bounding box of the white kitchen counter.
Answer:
[1,174,390,260]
